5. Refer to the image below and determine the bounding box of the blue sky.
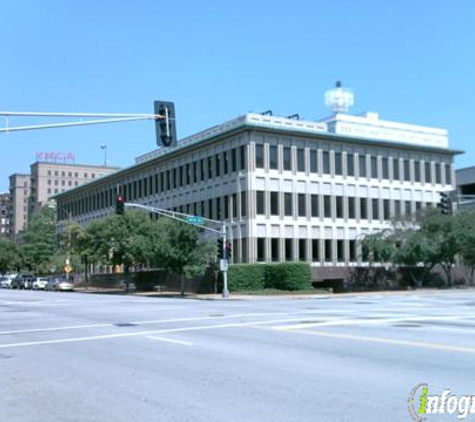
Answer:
[0,0,473,191]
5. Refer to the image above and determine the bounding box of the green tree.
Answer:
[0,238,20,275]
[150,218,216,295]
[453,211,475,285]
[86,210,154,270]
[21,206,57,274]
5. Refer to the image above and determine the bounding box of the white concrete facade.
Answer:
[54,113,460,277]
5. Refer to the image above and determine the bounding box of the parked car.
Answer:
[10,274,34,290]
[0,274,17,289]
[32,277,49,290]
[45,278,74,292]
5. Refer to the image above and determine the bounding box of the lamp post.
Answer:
[100,144,107,166]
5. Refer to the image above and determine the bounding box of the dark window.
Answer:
[347,154,355,177]
[200,159,205,181]
[322,151,330,174]
[256,191,265,215]
[404,160,410,181]
[393,158,400,181]
[383,199,390,220]
[208,157,213,179]
[405,201,412,216]
[173,168,177,189]
[360,198,368,219]
[257,238,266,262]
[310,150,318,173]
[445,164,452,185]
[299,239,307,261]
[349,240,357,262]
[269,146,278,170]
[223,195,229,220]
[324,195,332,218]
[394,200,401,217]
[255,145,264,169]
[298,194,306,217]
[425,162,431,184]
[372,198,379,220]
[435,163,442,184]
[193,162,198,183]
[371,156,378,179]
[186,163,191,185]
[223,152,229,174]
[270,192,279,215]
[359,155,367,178]
[311,194,319,217]
[241,191,247,217]
[284,193,293,216]
[382,158,389,179]
[312,239,320,262]
[337,240,345,262]
[271,238,279,262]
[232,149,237,172]
[208,199,214,220]
[297,149,305,172]
[414,161,421,183]
[325,240,332,262]
[334,152,342,175]
[179,166,183,187]
[240,146,246,170]
[216,197,222,220]
[283,147,291,171]
[215,155,221,177]
[285,239,293,261]
[348,197,355,219]
[336,196,344,219]
[232,194,237,218]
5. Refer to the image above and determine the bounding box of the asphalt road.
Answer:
[1,289,475,422]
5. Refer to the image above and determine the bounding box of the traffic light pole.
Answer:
[124,203,230,298]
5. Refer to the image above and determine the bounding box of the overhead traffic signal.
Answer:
[154,101,177,148]
[438,192,452,215]
[116,195,125,215]
[225,242,232,260]
[217,239,224,260]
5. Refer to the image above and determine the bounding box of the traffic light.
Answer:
[154,101,177,148]
[225,242,232,260]
[438,192,452,215]
[217,239,224,260]
[116,195,125,215]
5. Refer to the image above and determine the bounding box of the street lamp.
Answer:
[100,144,107,166]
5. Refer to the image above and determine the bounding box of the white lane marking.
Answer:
[0,309,349,337]
[146,336,193,346]
[0,316,334,349]
[286,329,475,354]
[273,315,467,331]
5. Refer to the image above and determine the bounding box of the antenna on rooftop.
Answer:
[324,80,354,114]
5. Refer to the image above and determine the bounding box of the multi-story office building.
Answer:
[9,174,31,237]
[8,162,119,237]
[456,166,475,211]
[54,106,460,280]
[0,193,10,238]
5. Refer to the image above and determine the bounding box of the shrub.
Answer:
[227,264,266,291]
[264,263,312,291]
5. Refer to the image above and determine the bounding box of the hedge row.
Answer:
[228,263,312,291]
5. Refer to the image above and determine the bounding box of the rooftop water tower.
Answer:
[324,81,354,114]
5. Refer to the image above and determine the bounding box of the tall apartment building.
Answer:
[9,162,119,237]
[0,193,10,238]
[28,162,119,219]
[54,101,460,280]
[8,174,31,238]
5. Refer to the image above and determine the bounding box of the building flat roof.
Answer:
[53,113,464,199]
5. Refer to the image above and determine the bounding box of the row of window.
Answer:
[48,179,80,187]
[47,170,97,179]
[61,146,247,217]
[256,238,357,263]
[256,191,433,221]
[255,145,452,185]
[61,191,248,220]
